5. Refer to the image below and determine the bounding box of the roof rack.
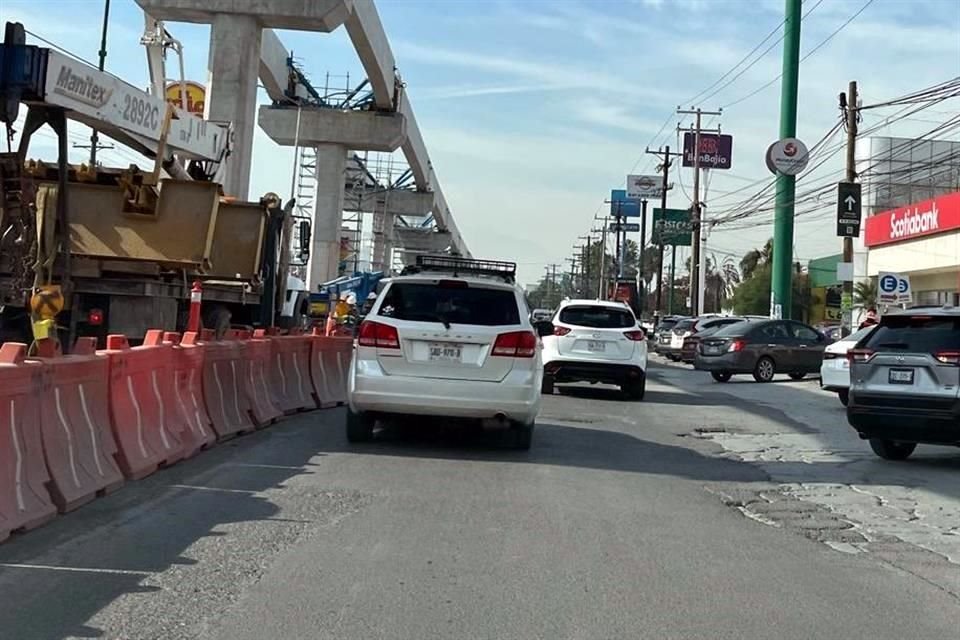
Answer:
[405,255,517,283]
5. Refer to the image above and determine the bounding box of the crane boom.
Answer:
[2,43,229,163]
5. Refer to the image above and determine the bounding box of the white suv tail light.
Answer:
[492,331,537,358]
[358,321,400,349]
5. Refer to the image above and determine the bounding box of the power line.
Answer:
[721,0,878,110]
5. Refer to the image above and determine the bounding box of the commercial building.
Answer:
[854,136,960,308]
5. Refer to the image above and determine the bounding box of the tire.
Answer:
[753,356,776,383]
[512,422,534,450]
[711,371,733,383]
[868,438,916,461]
[346,408,375,442]
[541,375,555,395]
[621,375,646,401]
[789,372,806,381]
[838,389,849,407]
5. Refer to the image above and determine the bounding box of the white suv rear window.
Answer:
[377,282,520,326]
[559,305,635,329]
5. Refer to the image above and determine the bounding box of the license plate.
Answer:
[889,368,914,385]
[429,343,463,362]
[586,341,606,352]
[705,346,720,355]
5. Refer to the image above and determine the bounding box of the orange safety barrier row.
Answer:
[242,330,282,427]
[163,332,217,458]
[199,330,257,439]
[0,344,57,542]
[269,334,317,414]
[0,323,354,542]
[35,338,124,512]
[310,331,352,409]
[102,332,185,479]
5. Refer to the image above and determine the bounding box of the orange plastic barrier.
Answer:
[242,330,282,427]
[310,332,352,408]
[269,334,316,413]
[163,332,216,458]
[35,338,124,512]
[0,344,57,541]
[102,332,184,479]
[199,331,256,440]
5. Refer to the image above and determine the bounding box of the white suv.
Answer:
[346,256,543,449]
[541,300,648,400]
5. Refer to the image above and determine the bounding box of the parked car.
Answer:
[347,256,542,449]
[665,315,720,361]
[680,317,756,363]
[541,299,648,400]
[846,306,960,461]
[695,319,828,382]
[652,315,685,354]
[820,325,877,406]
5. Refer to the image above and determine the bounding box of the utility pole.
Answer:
[579,235,592,296]
[638,198,648,316]
[842,80,858,334]
[668,245,677,314]
[596,216,609,300]
[677,107,722,317]
[89,0,111,166]
[771,0,803,320]
[645,144,682,324]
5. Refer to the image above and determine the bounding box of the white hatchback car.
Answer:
[820,325,877,406]
[541,300,648,399]
[347,256,543,449]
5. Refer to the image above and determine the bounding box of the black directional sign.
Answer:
[836,182,862,238]
[609,222,641,233]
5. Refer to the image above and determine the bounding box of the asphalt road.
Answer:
[1,361,958,639]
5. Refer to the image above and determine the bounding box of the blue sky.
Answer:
[3,0,959,284]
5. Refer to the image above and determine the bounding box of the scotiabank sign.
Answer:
[864,191,960,247]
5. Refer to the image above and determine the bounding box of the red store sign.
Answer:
[864,191,960,247]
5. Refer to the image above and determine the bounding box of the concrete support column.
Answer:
[205,14,261,200]
[382,211,396,274]
[308,144,348,289]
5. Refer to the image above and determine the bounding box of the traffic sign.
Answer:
[609,222,641,233]
[878,271,912,305]
[836,182,862,237]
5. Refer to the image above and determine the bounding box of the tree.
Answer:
[853,279,878,310]
[729,240,810,321]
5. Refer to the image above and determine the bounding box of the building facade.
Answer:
[854,136,960,309]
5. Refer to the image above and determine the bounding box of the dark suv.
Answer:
[847,306,960,460]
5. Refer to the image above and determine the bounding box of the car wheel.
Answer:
[789,372,806,381]
[512,421,534,450]
[868,438,917,461]
[541,375,555,395]
[838,389,849,406]
[753,357,776,383]
[621,376,646,401]
[346,408,375,442]
[711,371,732,383]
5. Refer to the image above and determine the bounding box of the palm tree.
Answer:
[853,279,878,310]
[739,239,773,280]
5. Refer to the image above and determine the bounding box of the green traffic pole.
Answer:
[770,0,802,320]
[668,244,676,315]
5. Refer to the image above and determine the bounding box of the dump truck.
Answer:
[0,23,311,349]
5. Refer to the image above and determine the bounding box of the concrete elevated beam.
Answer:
[259,29,290,102]
[395,228,454,258]
[344,0,395,110]
[258,107,406,151]
[136,0,353,31]
[342,190,434,216]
